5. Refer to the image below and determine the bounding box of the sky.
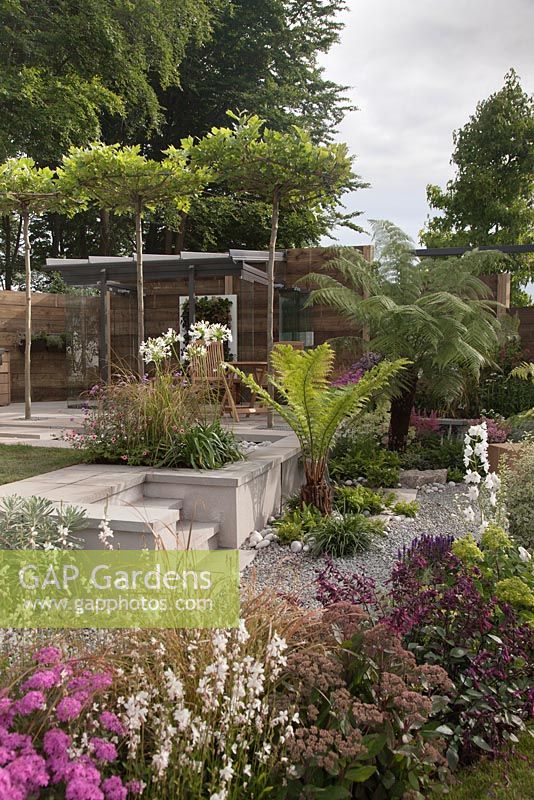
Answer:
[320,0,534,247]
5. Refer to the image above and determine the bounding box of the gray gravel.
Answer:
[241,484,473,607]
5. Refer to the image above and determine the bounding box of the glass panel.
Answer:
[64,295,100,406]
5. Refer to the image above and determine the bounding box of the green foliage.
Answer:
[228,343,404,503]
[58,142,209,217]
[392,500,419,518]
[501,441,534,549]
[447,467,466,484]
[333,485,384,515]
[194,111,360,212]
[0,158,60,216]
[309,513,385,557]
[157,420,243,470]
[329,437,400,488]
[453,524,534,625]
[0,444,81,486]
[422,69,534,287]
[400,435,464,473]
[0,495,86,549]
[0,0,220,163]
[282,611,452,798]
[511,361,534,381]
[273,504,323,544]
[302,220,507,450]
[68,370,243,471]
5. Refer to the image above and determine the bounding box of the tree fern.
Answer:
[227,343,405,513]
[299,219,508,450]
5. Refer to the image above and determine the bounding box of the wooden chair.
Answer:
[189,340,239,422]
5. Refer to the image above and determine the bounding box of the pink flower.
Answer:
[56,697,82,722]
[22,669,60,692]
[126,780,143,796]
[43,728,71,758]
[102,776,127,800]
[0,771,24,800]
[33,646,62,665]
[65,779,104,800]
[6,754,49,794]
[99,712,125,736]
[90,738,117,763]
[15,691,46,716]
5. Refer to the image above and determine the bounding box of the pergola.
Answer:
[45,249,285,381]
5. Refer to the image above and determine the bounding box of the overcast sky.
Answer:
[321,0,534,247]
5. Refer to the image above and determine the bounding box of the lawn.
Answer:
[0,443,82,485]
[436,733,534,800]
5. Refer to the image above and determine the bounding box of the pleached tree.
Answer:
[58,142,210,374]
[0,158,60,418]
[194,112,360,425]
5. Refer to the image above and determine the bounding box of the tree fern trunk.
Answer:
[300,480,332,515]
[388,374,418,452]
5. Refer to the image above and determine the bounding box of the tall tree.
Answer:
[0,0,224,164]
[422,70,534,297]
[303,221,506,451]
[151,0,351,148]
[0,159,61,418]
[58,142,210,374]
[194,112,360,425]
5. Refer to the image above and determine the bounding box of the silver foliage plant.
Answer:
[0,495,87,549]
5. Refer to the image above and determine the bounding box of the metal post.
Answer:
[188,265,196,327]
[99,269,110,383]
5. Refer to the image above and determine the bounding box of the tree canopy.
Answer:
[0,0,224,165]
[422,69,534,298]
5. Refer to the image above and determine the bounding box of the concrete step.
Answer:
[119,497,183,512]
[172,521,219,550]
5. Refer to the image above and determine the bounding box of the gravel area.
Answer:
[241,483,473,607]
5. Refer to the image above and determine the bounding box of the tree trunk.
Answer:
[99,209,110,255]
[266,188,280,429]
[300,480,333,515]
[135,203,145,376]
[23,209,31,420]
[388,373,418,452]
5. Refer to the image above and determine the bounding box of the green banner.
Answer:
[0,550,239,629]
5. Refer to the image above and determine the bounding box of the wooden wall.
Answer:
[515,307,534,360]
[0,291,68,401]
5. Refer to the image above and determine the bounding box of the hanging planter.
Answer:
[18,332,69,353]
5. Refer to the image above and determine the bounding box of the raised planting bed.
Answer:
[0,428,302,550]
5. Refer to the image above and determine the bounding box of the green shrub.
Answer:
[502,442,534,550]
[157,420,244,470]
[0,495,86,549]
[273,504,322,544]
[333,485,383,515]
[392,499,419,517]
[447,467,465,483]
[329,436,400,487]
[308,513,385,557]
[400,435,464,473]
